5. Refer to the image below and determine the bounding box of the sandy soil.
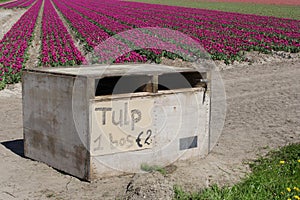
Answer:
[0,55,299,199]
[24,0,43,68]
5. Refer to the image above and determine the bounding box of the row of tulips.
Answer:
[19,0,37,8]
[52,0,110,50]
[118,1,300,42]
[0,0,42,89]
[69,0,210,60]
[40,0,85,66]
[68,0,300,63]
[0,0,36,8]
[0,0,27,8]
[117,0,300,36]
[63,0,236,61]
[52,0,158,63]
[54,0,196,63]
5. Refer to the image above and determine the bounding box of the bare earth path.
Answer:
[0,56,299,199]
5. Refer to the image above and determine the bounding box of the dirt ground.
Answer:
[0,54,298,199]
[0,8,300,200]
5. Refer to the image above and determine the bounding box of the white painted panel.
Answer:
[91,89,210,175]
[91,98,154,156]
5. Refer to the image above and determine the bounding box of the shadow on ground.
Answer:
[1,139,24,158]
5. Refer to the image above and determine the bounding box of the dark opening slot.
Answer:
[179,136,198,150]
[95,75,152,96]
[95,72,205,96]
[158,72,203,91]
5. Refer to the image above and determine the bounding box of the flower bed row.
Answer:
[72,0,210,59]
[0,0,27,8]
[63,0,236,61]
[40,0,85,67]
[52,0,152,64]
[68,0,300,63]
[0,0,36,8]
[55,0,194,63]
[19,0,37,8]
[0,0,42,89]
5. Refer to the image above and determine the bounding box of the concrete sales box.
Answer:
[22,64,211,181]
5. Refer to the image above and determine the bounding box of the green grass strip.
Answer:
[174,143,300,200]
[0,0,10,2]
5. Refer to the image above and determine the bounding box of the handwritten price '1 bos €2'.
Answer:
[93,102,153,154]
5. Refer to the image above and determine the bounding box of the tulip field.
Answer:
[0,0,300,88]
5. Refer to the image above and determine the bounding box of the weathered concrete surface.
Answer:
[23,72,90,180]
